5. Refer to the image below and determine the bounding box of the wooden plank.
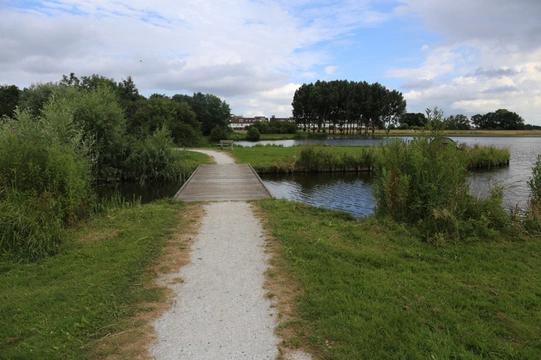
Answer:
[175,164,272,201]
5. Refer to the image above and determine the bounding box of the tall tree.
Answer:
[187,92,231,135]
[446,114,470,130]
[18,83,58,117]
[400,112,426,128]
[0,84,21,119]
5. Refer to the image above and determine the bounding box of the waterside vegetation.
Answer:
[227,142,510,174]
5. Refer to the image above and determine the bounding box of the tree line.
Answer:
[398,109,527,130]
[291,80,406,134]
[0,73,231,145]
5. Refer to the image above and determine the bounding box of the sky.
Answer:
[1,0,541,125]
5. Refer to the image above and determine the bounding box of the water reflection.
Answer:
[261,173,375,218]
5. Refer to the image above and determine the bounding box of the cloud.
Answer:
[325,66,338,75]
[473,67,518,79]
[0,0,402,117]
[481,85,519,95]
[400,78,434,90]
[388,0,541,123]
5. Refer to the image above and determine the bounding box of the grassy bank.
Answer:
[227,144,510,173]
[258,199,541,359]
[0,199,188,359]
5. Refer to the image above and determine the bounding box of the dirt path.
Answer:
[151,150,311,360]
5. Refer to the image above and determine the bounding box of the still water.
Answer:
[259,136,541,218]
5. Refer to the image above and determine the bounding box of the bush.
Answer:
[0,110,93,261]
[124,126,182,185]
[209,126,230,142]
[523,155,541,233]
[246,127,261,141]
[373,132,509,242]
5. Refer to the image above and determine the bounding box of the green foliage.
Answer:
[464,143,510,168]
[296,145,375,171]
[471,109,525,130]
[66,86,127,183]
[124,126,182,185]
[292,80,406,134]
[17,82,57,117]
[523,155,541,233]
[187,92,231,135]
[250,119,297,134]
[0,109,93,261]
[209,125,230,142]
[0,84,21,119]
[246,127,261,141]
[373,131,509,241]
[528,154,541,204]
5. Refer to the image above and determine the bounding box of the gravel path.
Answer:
[187,149,235,164]
[151,150,311,360]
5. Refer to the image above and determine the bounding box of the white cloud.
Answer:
[325,66,338,75]
[389,0,541,123]
[0,0,397,117]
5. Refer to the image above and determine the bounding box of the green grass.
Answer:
[0,199,184,359]
[227,144,508,173]
[258,199,541,359]
[229,145,377,172]
[179,149,213,167]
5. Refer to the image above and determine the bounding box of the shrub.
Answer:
[373,132,509,242]
[124,126,182,185]
[0,109,93,261]
[523,155,541,233]
[209,126,230,142]
[246,127,261,141]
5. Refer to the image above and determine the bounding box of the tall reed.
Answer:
[373,133,509,242]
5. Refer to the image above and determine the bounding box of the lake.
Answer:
[257,136,541,218]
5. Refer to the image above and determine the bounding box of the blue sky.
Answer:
[2,0,541,124]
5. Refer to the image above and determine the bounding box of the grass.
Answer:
[257,199,541,359]
[0,199,187,359]
[226,144,509,173]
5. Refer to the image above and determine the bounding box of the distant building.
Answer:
[229,116,298,129]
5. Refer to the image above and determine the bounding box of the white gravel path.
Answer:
[188,149,235,164]
[151,150,311,360]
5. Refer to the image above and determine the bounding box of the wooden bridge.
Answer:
[174,164,272,202]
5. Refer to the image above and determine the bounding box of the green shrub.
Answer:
[209,126,230,142]
[523,155,541,233]
[246,127,261,141]
[124,126,182,185]
[373,133,509,241]
[0,106,94,261]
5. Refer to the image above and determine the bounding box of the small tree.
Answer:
[246,127,261,141]
[209,126,230,142]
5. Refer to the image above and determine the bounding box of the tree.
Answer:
[400,113,426,128]
[291,80,406,135]
[246,127,261,141]
[65,86,127,183]
[18,82,58,117]
[446,114,470,130]
[188,92,231,135]
[209,125,230,142]
[471,109,524,130]
[0,84,21,119]
[382,89,406,132]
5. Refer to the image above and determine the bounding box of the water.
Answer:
[259,136,541,218]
